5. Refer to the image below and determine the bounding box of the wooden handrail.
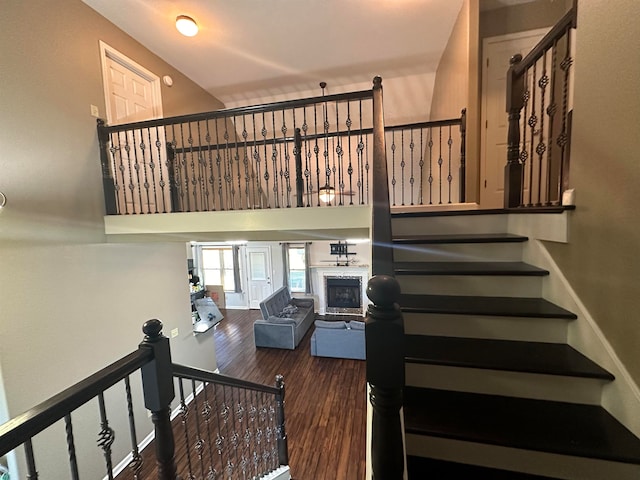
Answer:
[172,363,280,395]
[100,89,375,134]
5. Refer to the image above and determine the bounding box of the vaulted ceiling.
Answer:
[83,0,465,110]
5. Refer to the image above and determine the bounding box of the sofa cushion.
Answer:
[265,316,298,325]
[314,320,347,329]
[348,320,365,330]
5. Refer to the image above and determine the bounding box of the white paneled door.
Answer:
[100,42,169,214]
[480,29,549,209]
[246,246,273,310]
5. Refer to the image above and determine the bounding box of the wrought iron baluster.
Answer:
[536,52,549,206]
[345,101,353,205]
[131,129,145,213]
[251,113,263,209]
[145,127,159,213]
[281,109,291,208]
[335,101,344,205]
[271,110,280,209]
[520,77,530,208]
[357,100,364,205]
[186,122,200,211]
[314,103,321,206]
[527,62,538,206]
[178,378,197,480]
[154,125,168,213]
[24,439,39,480]
[546,39,559,206]
[213,383,227,479]
[419,128,424,205]
[64,413,80,480]
[261,112,271,209]
[178,123,191,212]
[122,131,135,214]
[321,85,332,206]
[205,119,216,211]
[223,118,234,210]
[234,115,243,210]
[97,393,115,479]
[302,106,312,207]
[557,25,573,205]
[438,126,443,204]
[190,379,206,477]
[400,129,406,206]
[195,120,208,211]
[201,382,217,479]
[428,128,434,205]
[409,128,415,205]
[109,132,124,214]
[214,119,225,210]
[447,125,453,203]
[137,128,152,213]
[242,115,251,210]
[365,133,370,204]
[390,130,397,206]
[124,376,143,479]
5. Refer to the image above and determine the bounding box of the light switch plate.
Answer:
[171,328,179,338]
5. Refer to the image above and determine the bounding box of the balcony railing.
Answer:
[97,79,467,216]
[505,7,576,208]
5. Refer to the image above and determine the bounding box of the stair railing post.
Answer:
[459,108,467,203]
[505,54,525,208]
[294,128,304,207]
[366,274,405,480]
[166,143,180,213]
[97,119,118,215]
[275,374,289,466]
[139,319,178,480]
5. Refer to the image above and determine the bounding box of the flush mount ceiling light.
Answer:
[176,15,198,37]
[0,191,6,210]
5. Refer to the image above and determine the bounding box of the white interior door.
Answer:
[246,246,273,310]
[480,29,549,209]
[100,42,170,214]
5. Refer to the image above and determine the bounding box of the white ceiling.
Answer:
[83,0,464,107]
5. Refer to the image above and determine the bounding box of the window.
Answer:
[287,244,307,293]
[201,246,237,292]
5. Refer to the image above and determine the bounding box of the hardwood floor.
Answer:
[118,308,367,480]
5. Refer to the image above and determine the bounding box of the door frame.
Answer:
[479,28,550,208]
[99,41,163,124]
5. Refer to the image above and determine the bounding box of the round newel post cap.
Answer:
[366,275,400,308]
[373,76,383,89]
[142,319,163,339]
[510,53,523,65]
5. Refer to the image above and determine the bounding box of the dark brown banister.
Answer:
[366,76,405,480]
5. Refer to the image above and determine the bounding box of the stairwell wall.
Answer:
[543,0,640,391]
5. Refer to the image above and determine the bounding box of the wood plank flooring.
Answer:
[118,309,367,480]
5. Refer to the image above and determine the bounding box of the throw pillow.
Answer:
[348,320,365,330]
[314,320,346,329]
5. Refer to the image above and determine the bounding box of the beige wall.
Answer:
[0,0,225,476]
[480,0,571,39]
[545,0,640,384]
[428,0,480,202]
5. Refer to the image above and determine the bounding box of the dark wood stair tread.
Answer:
[395,261,548,276]
[405,335,614,380]
[407,456,560,479]
[393,233,528,244]
[404,387,640,464]
[399,294,577,319]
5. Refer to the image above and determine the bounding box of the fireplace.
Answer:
[324,276,362,315]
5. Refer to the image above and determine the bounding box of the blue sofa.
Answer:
[254,286,315,350]
[310,319,366,360]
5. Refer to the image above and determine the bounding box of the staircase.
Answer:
[391,210,640,479]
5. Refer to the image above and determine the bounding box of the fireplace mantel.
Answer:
[310,265,370,316]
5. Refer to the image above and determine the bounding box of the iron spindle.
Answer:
[558,25,573,205]
[131,129,145,213]
[400,129,406,205]
[428,128,433,204]
[242,116,251,209]
[537,52,549,206]
[97,393,115,480]
[178,379,196,479]
[154,125,168,213]
[124,376,144,479]
[447,125,453,203]
[358,100,365,204]
[188,123,200,211]
[111,131,126,214]
[346,102,354,205]
[235,116,244,210]
[251,113,263,208]
[224,119,234,210]
[204,119,216,211]
[527,61,538,206]
[137,128,152,213]
[281,109,290,208]
[409,128,415,205]
[214,118,225,210]
[24,439,39,480]
[196,120,208,211]
[459,109,467,203]
[261,112,271,208]
[313,103,321,206]
[271,110,280,209]
[419,128,424,205]
[64,414,80,480]
[546,39,559,206]
[178,123,191,212]
[190,379,206,477]
[302,107,312,207]
[521,76,530,208]
[122,131,135,214]
[390,130,397,206]
[145,127,159,213]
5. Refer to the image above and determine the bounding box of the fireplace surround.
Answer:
[325,276,362,315]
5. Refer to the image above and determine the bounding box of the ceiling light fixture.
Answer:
[176,15,199,37]
[0,191,6,210]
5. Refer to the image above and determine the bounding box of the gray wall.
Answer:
[0,0,225,476]
[545,0,640,385]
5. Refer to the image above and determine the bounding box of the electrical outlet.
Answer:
[90,104,99,117]
[171,328,179,338]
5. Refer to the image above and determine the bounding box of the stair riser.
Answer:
[405,364,603,405]
[392,214,508,236]
[393,243,524,262]
[403,313,568,343]
[405,435,640,480]
[397,275,542,297]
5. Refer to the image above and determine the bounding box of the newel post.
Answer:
[275,375,289,465]
[505,54,525,208]
[366,275,405,480]
[294,128,304,207]
[139,319,178,480]
[97,119,118,215]
[459,108,467,203]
